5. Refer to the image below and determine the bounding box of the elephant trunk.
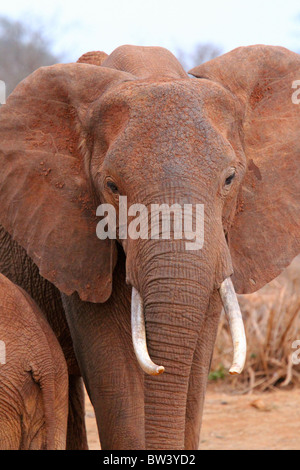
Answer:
[128,252,246,449]
[126,194,246,448]
[130,249,211,449]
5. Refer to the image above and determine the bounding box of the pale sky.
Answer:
[1,0,299,61]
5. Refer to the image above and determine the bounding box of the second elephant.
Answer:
[0,273,68,450]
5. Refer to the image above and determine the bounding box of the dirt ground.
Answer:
[84,385,300,450]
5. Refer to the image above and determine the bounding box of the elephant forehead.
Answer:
[100,79,238,167]
[99,78,236,140]
[102,77,235,121]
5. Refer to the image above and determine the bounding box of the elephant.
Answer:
[0,273,68,449]
[0,43,299,450]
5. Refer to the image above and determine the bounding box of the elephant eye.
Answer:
[106,180,119,194]
[225,171,236,186]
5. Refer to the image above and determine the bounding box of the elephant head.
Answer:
[0,44,299,449]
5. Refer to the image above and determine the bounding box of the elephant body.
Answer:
[0,272,68,449]
[0,44,299,449]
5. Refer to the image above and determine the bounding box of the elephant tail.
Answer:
[30,364,57,449]
[25,310,63,449]
[15,284,67,449]
[29,345,68,450]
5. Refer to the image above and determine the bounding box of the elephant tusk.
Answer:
[219,277,247,375]
[131,287,165,376]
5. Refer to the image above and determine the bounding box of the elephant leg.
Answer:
[67,375,88,450]
[61,253,145,450]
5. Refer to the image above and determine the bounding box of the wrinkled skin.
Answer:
[0,45,299,449]
[0,274,68,449]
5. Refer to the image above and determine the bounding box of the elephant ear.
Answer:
[0,62,134,302]
[189,45,300,293]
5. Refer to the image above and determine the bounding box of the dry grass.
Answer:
[211,255,300,392]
